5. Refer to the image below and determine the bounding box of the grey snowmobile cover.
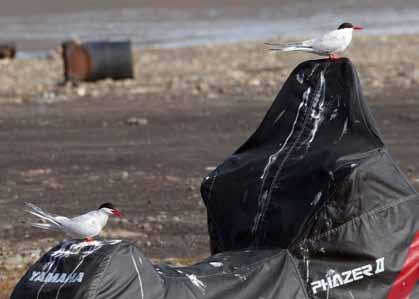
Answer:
[12,58,419,299]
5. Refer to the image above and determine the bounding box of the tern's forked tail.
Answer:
[265,42,314,53]
[31,222,60,231]
[25,202,62,229]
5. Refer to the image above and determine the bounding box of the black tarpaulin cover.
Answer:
[12,59,419,299]
[201,58,387,253]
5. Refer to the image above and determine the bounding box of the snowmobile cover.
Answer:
[12,58,419,299]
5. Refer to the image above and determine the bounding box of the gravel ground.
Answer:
[1,35,419,106]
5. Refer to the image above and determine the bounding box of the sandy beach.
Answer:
[0,33,419,297]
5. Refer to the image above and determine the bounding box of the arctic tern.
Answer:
[266,22,363,60]
[25,202,122,241]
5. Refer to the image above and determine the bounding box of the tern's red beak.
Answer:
[112,209,123,217]
[353,26,364,30]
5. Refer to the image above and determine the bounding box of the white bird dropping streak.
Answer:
[186,274,206,294]
[273,109,286,124]
[253,67,327,236]
[260,86,312,180]
[252,191,268,234]
[296,73,305,84]
[130,250,145,299]
[311,192,323,206]
[253,83,314,235]
[336,118,348,143]
[306,71,326,146]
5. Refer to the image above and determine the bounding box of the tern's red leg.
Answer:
[84,237,94,242]
[329,54,339,61]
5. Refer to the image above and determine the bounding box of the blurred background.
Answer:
[2,0,419,56]
[1,1,419,298]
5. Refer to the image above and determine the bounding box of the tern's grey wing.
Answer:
[70,211,98,223]
[63,211,107,238]
[311,30,350,53]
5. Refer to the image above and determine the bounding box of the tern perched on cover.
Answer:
[266,22,363,60]
[25,202,122,241]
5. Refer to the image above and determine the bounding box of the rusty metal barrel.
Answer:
[62,40,134,82]
[0,43,16,59]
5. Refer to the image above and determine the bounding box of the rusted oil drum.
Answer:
[62,40,134,82]
[0,43,16,59]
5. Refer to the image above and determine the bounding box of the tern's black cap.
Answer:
[338,22,354,29]
[99,202,116,210]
